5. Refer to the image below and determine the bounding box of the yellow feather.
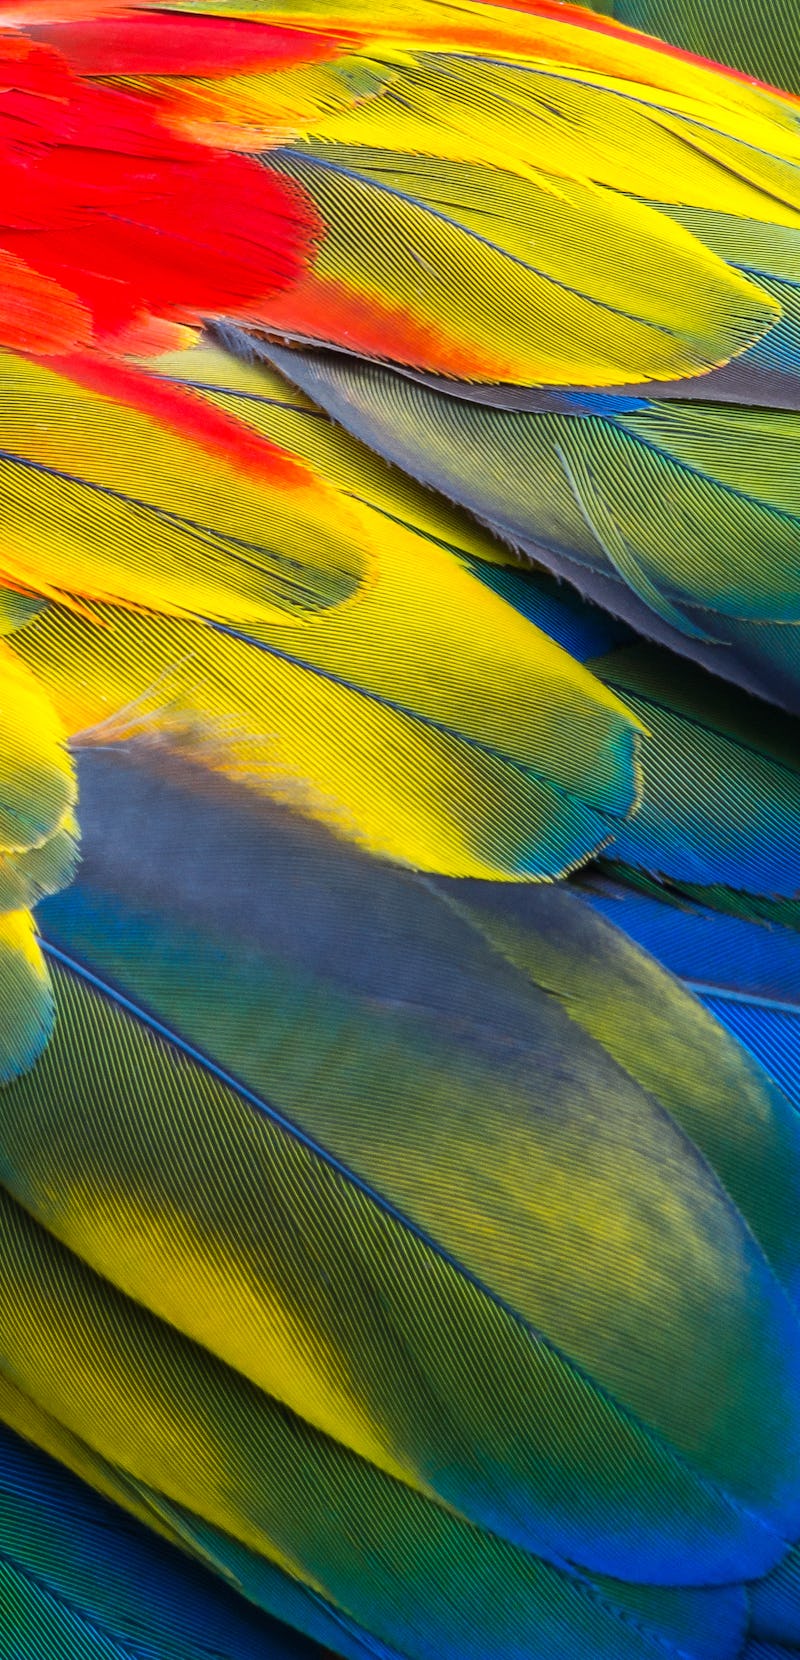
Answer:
[0,636,74,858]
[2,343,644,880]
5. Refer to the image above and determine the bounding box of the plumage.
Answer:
[1,4,800,1659]
[6,748,799,1657]
[265,343,800,707]
[588,0,800,96]
[0,624,77,1082]
[2,345,643,878]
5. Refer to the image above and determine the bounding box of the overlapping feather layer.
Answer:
[0,6,799,1660]
[2,743,800,1660]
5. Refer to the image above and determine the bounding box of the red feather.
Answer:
[54,352,313,487]
[0,31,318,353]
[30,12,356,78]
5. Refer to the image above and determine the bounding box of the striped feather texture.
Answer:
[442,549,800,911]
[0,343,644,880]
[751,1544,800,1646]
[0,634,77,1083]
[266,343,800,708]
[0,1374,388,1660]
[0,8,799,1660]
[0,28,312,356]
[11,0,800,680]
[44,0,800,387]
[0,1418,331,1660]
[589,0,800,95]
[580,871,800,1110]
[1,743,799,1660]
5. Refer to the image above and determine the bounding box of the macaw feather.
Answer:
[588,644,800,897]
[35,0,800,387]
[257,133,771,385]
[0,31,314,356]
[578,869,800,1110]
[590,0,800,96]
[0,911,53,1085]
[750,1543,800,1647]
[266,344,800,707]
[0,638,77,1080]
[0,1416,332,1660]
[9,747,799,1591]
[1,343,645,880]
[0,1150,757,1660]
[1,11,800,1660]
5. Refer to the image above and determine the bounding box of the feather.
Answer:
[35,0,800,387]
[0,639,77,1081]
[0,745,796,1656]
[0,33,313,355]
[18,0,800,680]
[581,875,800,1004]
[698,998,800,1113]
[95,344,800,920]
[1,11,800,1660]
[265,344,800,707]
[0,345,643,879]
[0,912,53,1086]
[750,1543,800,1647]
[577,869,800,1105]
[0,1419,328,1660]
[0,1420,325,1660]
[439,872,800,1298]
[588,0,800,96]
[467,547,800,1053]
[658,209,800,379]
[587,644,800,898]
[432,547,800,912]
[0,1150,757,1660]
[0,1375,386,1660]
[30,13,351,76]
[257,136,769,386]
[8,747,799,1595]
[742,1648,800,1660]
[0,641,74,859]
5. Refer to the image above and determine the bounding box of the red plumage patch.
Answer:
[0,30,318,354]
[0,249,91,355]
[30,12,353,78]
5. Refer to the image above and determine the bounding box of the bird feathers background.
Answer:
[1,3,800,1659]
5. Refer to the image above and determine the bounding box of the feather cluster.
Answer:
[1,6,800,1660]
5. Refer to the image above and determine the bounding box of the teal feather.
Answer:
[261,345,800,711]
[0,1420,331,1660]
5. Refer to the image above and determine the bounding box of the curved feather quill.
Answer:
[266,342,800,707]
